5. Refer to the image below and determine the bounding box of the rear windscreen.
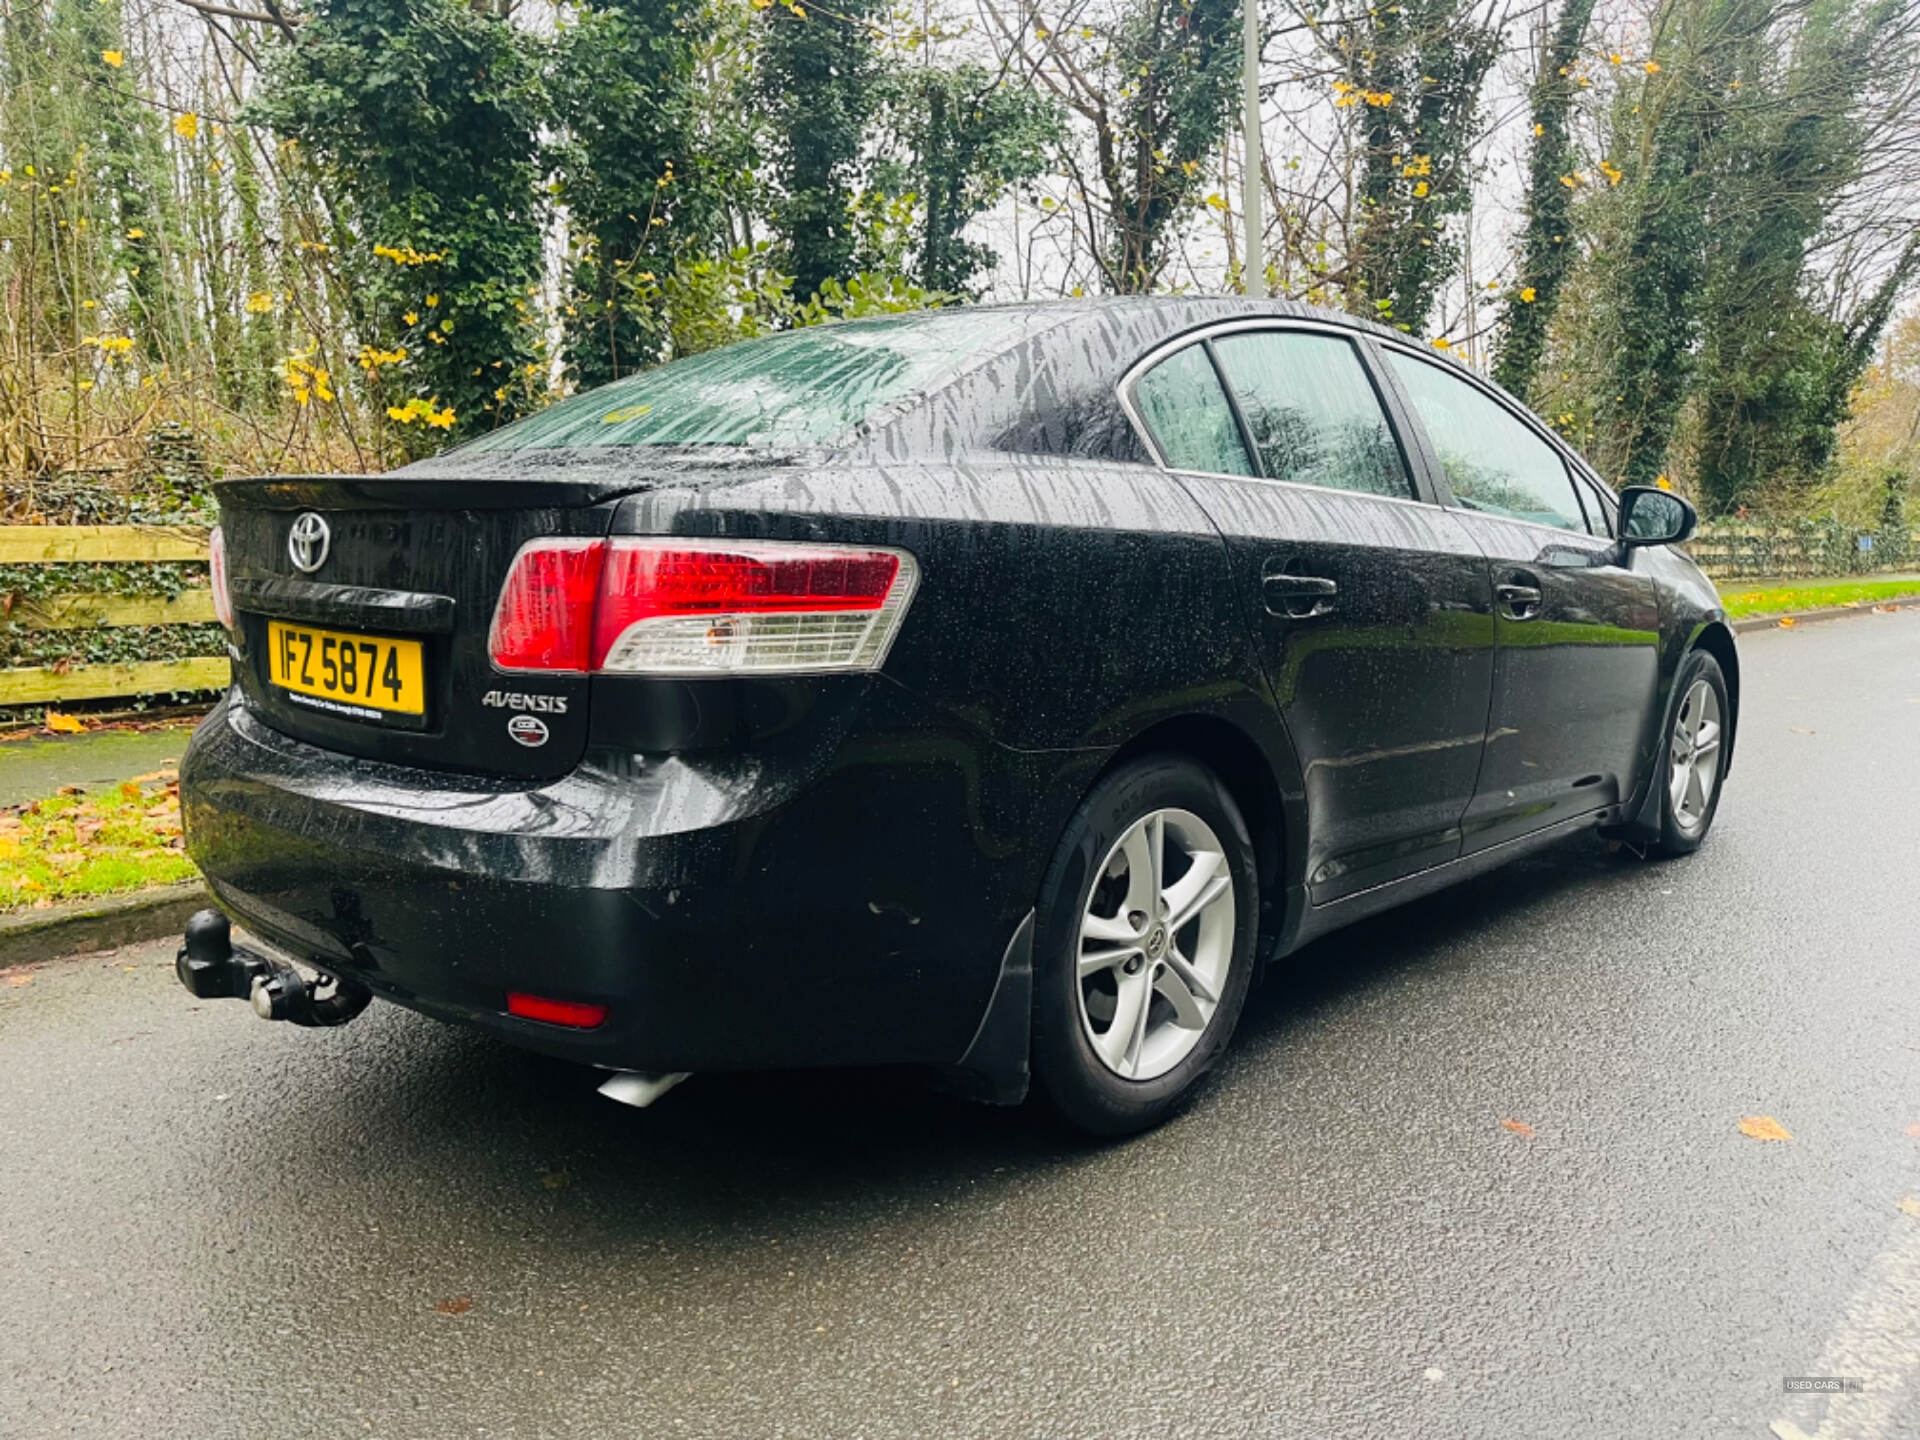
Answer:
[459,311,1011,452]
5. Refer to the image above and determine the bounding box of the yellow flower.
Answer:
[1519,286,1537,302]
[1532,123,1543,137]
[101,50,124,67]
[404,311,419,326]
[373,244,446,266]
[1412,181,1429,198]
[387,396,455,429]
[1431,337,1450,351]
[1655,475,1672,491]
[425,294,438,307]
[173,112,198,139]
[245,291,275,313]
[126,227,143,239]
[1644,60,1661,74]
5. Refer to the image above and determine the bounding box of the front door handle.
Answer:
[1263,573,1338,620]
[1495,576,1543,621]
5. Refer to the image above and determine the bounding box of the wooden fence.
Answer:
[2,517,1917,709]
[1684,524,1919,581]
[0,524,225,709]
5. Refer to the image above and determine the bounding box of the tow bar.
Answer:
[175,909,373,1027]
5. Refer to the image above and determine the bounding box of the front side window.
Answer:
[459,311,1011,453]
[1211,331,1412,499]
[1384,351,1589,532]
[1131,343,1255,476]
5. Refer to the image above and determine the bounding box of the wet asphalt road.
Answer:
[4,612,1920,1440]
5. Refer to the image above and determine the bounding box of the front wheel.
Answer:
[1652,649,1730,857]
[1031,755,1259,1136]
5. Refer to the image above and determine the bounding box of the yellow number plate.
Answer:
[267,621,426,717]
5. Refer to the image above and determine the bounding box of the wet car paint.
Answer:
[182,297,1737,1098]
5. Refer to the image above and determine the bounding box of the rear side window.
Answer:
[460,311,1010,452]
[1384,351,1590,533]
[1131,343,1255,476]
[1211,331,1412,499]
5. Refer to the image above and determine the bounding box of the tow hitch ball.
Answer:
[176,909,372,1027]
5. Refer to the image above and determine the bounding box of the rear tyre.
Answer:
[1031,754,1259,1137]
[1651,649,1730,857]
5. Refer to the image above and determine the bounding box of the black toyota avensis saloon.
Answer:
[176,297,1737,1135]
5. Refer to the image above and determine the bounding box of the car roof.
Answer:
[903,294,1424,352]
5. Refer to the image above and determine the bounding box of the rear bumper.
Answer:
[182,690,1077,1074]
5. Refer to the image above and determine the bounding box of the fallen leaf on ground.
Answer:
[43,712,85,734]
[1738,1115,1793,1142]
[119,782,140,802]
[435,1294,472,1315]
[1499,1119,1535,1137]
[5,972,32,986]
[1777,617,1797,628]
[1788,727,1815,735]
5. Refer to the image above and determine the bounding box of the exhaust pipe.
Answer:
[597,1070,692,1108]
[176,909,372,1027]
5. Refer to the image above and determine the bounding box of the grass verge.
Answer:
[1720,577,1920,619]
[0,768,195,913]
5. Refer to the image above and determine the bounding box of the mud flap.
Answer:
[931,910,1033,1106]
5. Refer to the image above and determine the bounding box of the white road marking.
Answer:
[1770,1202,1920,1439]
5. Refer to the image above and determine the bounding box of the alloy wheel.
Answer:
[1669,677,1723,836]
[1075,807,1237,1081]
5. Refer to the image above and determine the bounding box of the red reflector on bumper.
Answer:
[506,993,609,1029]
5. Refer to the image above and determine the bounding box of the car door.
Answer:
[1126,324,1496,903]
[1377,348,1661,853]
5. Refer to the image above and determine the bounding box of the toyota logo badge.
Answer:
[288,512,330,573]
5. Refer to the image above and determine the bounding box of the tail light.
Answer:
[486,538,606,673]
[208,525,234,630]
[489,537,918,677]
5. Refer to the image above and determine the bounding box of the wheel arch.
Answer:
[1690,620,1740,777]
[1092,710,1308,961]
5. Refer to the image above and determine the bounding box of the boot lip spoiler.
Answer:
[212,474,625,511]
[214,450,811,512]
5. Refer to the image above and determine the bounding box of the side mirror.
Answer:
[1617,486,1697,547]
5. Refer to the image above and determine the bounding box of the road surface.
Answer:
[4,611,1919,1438]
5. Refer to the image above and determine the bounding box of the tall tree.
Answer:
[1691,0,1919,511]
[1342,0,1500,333]
[1492,0,1597,400]
[985,0,1242,293]
[899,63,1058,298]
[250,0,549,442]
[1588,0,1768,487]
[756,0,886,304]
[554,0,730,385]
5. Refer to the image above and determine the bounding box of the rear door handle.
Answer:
[1495,578,1543,621]
[1262,573,1338,620]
